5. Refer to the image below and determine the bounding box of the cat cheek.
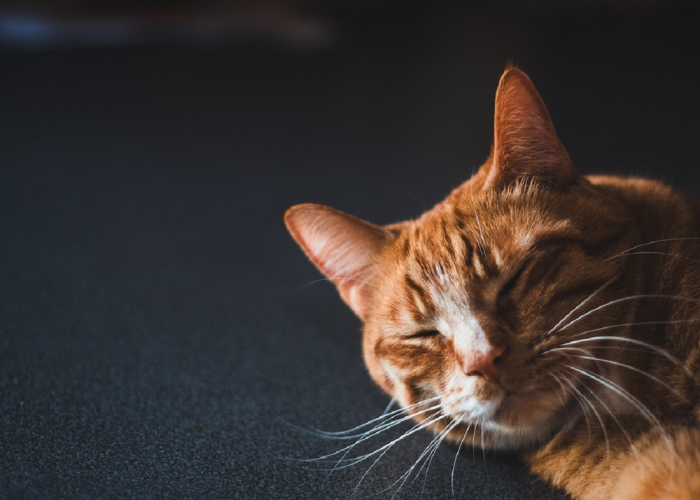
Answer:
[363,349,395,396]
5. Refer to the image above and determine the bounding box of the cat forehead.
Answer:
[391,202,573,290]
[402,210,536,267]
[411,190,573,248]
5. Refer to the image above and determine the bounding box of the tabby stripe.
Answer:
[401,237,411,258]
[460,234,473,265]
[440,220,455,261]
[405,274,434,314]
[536,230,627,259]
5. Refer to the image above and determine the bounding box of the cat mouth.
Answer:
[431,387,564,450]
[501,388,554,407]
[446,387,561,430]
[489,387,568,432]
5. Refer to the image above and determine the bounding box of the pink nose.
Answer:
[461,345,505,382]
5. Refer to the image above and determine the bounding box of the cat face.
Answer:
[360,179,638,449]
[285,67,641,450]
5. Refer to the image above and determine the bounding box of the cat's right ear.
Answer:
[284,204,394,320]
[485,67,576,190]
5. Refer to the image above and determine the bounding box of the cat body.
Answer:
[285,67,700,499]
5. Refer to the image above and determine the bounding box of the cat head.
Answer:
[285,67,640,449]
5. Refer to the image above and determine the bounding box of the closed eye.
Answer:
[499,262,527,299]
[408,329,445,340]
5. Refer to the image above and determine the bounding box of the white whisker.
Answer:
[566,365,657,424]
[561,366,643,466]
[551,368,592,440]
[608,251,700,267]
[567,354,690,402]
[344,413,447,494]
[451,423,471,499]
[383,420,457,497]
[479,416,487,467]
[546,274,620,337]
[300,404,442,464]
[288,275,381,294]
[565,364,675,463]
[416,421,459,492]
[382,397,397,415]
[553,336,691,375]
[310,396,439,439]
[608,237,700,260]
[334,413,447,470]
[557,294,700,334]
[564,319,700,341]
[544,346,594,357]
[556,368,609,456]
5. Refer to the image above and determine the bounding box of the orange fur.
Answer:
[284,67,700,499]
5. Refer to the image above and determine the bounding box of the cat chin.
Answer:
[440,388,570,451]
[460,412,567,451]
[481,421,560,451]
[495,389,563,424]
[430,413,563,452]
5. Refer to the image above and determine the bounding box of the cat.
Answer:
[284,66,700,500]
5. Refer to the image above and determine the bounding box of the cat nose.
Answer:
[461,345,505,382]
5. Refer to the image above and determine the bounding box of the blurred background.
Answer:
[3,0,700,204]
[3,0,700,180]
[2,1,700,499]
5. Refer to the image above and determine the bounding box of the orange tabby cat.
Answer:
[284,66,700,500]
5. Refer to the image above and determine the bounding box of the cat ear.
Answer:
[284,203,394,320]
[485,67,576,190]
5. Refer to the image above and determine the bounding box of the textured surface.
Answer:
[2,5,700,499]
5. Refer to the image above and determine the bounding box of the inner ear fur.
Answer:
[284,203,394,319]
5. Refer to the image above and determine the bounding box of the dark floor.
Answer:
[2,3,700,499]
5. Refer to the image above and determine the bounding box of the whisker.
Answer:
[382,397,397,415]
[417,421,459,492]
[288,275,381,294]
[556,368,609,456]
[451,423,471,499]
[608,237,700,260]
[314,401,443,487]
[552,336,692,376]
[345,413,447,494]
[566,353,690,402]
[557,295,700,334]
[330,414,448,471]
[479,416,487,468]
[383,420,458,497]
[299,404,443,463]
[565,364,675,462]
[566,365,657,424]
[542,370,570,409]
[543,346,594,357]
[545,274,620,337]
[560,366,643,466]
[310,396,439,439]
[608,251,700,267]
[350,418,436,498]
[564,319,700,342]
[550,368,592,440]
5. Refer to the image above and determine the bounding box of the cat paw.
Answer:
[611,428,700,500]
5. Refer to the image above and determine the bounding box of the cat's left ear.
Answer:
[284,203,394,320]
[485,67,577,190]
